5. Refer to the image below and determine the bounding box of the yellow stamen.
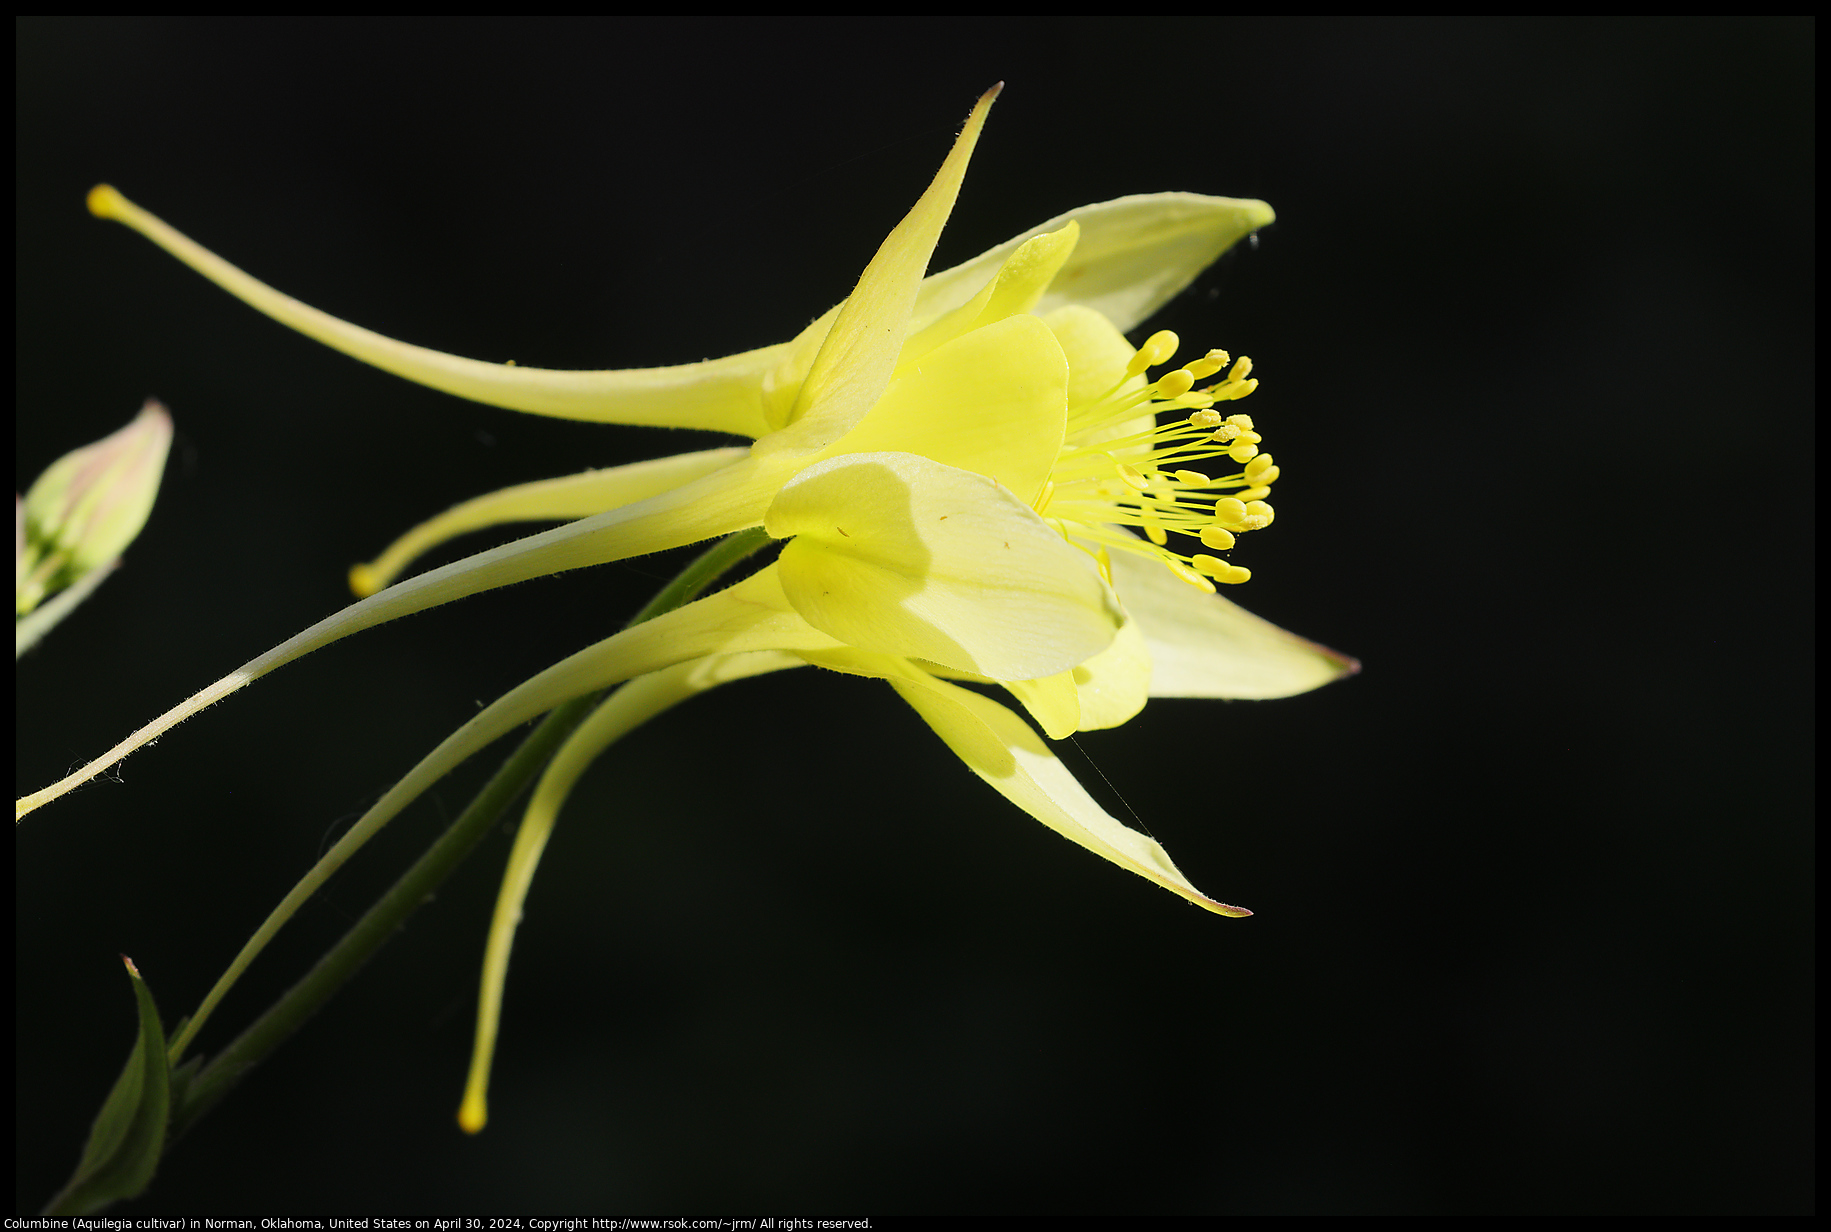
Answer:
[1185,350,1231,379]
[1124,330,1180,377]
[1039,335,1280,590]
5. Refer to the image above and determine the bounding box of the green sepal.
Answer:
[43,957,172,1215]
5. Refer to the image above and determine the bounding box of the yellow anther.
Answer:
[1144,330,1180,364]
[1229,356,1254,382]
[1124,329,1180,377]
[1174,469,1211,487]
[1144,522,1168,546]
[1213,497,1250,528]
[1199,527,1236,551]
[1189,409,1223,429]
[1227,441,1260,463]
[1244,454,1277,483]
[1155,368,1195,398]
[1191,555,1251,585]
[1116,463,1150,491]
[1215,500,1273,532]
[1185,349,1231,379]
[1234,485,1272,503]
[1226,414,1255,430]
[1210,423,1241,443]
[1168,560,1217,593]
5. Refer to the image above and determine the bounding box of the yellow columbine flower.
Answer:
[16,87,1356,1127]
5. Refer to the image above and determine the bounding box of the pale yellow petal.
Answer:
[758,309,844,434]
[765,193,1268,434]
[1108,547,1359,698]
[1041,304,1144,412]
[766,452,1120,681]
[999,670,1082,741]
[772,85,999,447]
[914,192,1276,335]
[352,446,746,594]
[819,313,1068,505]
[1069,615,1153,731]
[894,222,1080,373]
[86,186,782,437]
[885,664,1250,916]
[784,647,1229,909]
[758,221,1078,436]
[882,658,1087,746]
[903,618,1151,735]
[1041,304,1155,456]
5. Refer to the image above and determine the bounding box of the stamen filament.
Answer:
[1039,336,1278,590]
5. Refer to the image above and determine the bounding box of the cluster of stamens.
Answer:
[1036,330,1278,593]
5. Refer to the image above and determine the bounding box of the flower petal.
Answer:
[893,222,1080,372]
[772,86,999,447]
[880,660,1250,916]
[754,221,1079,437]
[767,451,1121,681]
[915,192,1276,336]
[1041,305,1144,417]
[1108,547,1359,698]
[820,312,1068,506]
[999,670,1082,741]
[1069,615,1153,730]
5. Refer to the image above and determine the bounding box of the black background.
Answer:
[16,17,1813,1215]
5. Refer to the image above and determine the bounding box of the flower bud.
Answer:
[18,399,173,616]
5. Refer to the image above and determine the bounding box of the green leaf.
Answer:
[43,956,171,1215]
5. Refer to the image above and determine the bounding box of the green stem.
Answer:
[168,527,772,1138]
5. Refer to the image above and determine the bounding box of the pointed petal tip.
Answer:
[1199,897,1253,918]
[1321,643,1362,679]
